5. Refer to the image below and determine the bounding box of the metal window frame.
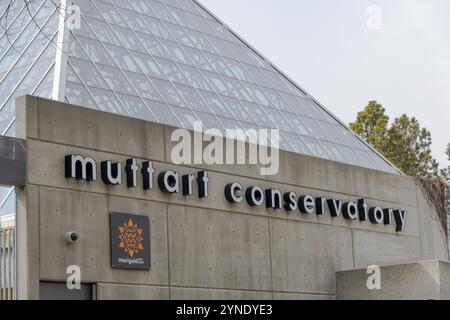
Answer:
[191,0,402,174]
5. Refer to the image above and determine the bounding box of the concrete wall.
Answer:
[336,260,450,300]
[15,96,448,299]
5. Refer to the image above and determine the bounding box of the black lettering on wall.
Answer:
[197,171,210,198]
[283,192,297,211]
[65,154,97,181]
[141,161,155,190]
[101,160,122,185]
[393,209,407,232]
[358,198,369,221]
[342,201,358,220]
[315,196,326,215]
[327,199,343,217]
[158,171,179,193]
[125,158,138,188]
[182,174,195,196]
[246,186,264,206]
[299,195,315,214]
[383,208,393,225]
[369,207,384,224]
[225,182,243,203]
[266,189,282,209]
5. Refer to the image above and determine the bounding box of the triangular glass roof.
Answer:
[0,0,400,178]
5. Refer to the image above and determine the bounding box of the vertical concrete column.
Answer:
[15,96,40,299]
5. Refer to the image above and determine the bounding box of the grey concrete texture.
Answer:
[15,96,449,299]
[17,96,418,206]
[171,287,273,300]
[336,260,450,300]
[38,186,169,286]
[168,204,272,291]
[24,137,421,237]
[96,283,169,300]
[270,219,353,293]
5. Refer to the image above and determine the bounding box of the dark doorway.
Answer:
[39,281,95,300]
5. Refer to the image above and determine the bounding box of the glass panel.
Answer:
[218,116,240,130]
[145,99,180,127]
[66,81,97,108]
[69,57,107,88]
[3,120,15,137]
[178,63,213,91]
[132,51,163,78]
[81,16,121,46]
[203,51,234,78]
[240,101,273,128]
[196,111,225,131]
[302,136,329,159]
[187,11,218,36]
[0,100,14,134]
[117,93,155,121]
[139,32,169,58]
[322,142,347,163]
[220,96,252,123]
[49,0,401,173]
[281,93,310,117]
[163,20,192,46]
[264,87,290,111]
[154,56,188,85]
[198,90,229,117]
[90,86,126,114]
[149,0,178,24]
[182,45,214,71]
[170,104,198,129]
[339,145,364,166]
[97,63,135,95]
[143,15,174,40]
[160,38,192,65]
[174,83,209,113]
[353,149,378,169]
[94,0,126,27]
[185,28,216,53]
[125,71,161,101]
[0,188,15,216]
[151,77,186,107]
[302,117,330,141]
[166,4,194,28]
[32,65,54,98]
[283,132,311,155]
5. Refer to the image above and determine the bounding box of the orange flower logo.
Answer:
[118,219,144,257]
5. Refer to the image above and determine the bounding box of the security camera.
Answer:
[65,231,79,244]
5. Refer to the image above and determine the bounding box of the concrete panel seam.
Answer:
[166,203,171,300]
[267,218,274,299]
[169,284,337,296]
[414,184,424,259]
[26,138,414,206]
[351,229,356,269]
[36,98,40,139]
[27,183,420,238]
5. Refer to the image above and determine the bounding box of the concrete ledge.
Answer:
[96,283,169,300]
[336,260,450,300]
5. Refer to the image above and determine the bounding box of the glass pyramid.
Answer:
[0,0,400,195]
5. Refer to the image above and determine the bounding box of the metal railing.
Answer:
[0,227,14,300]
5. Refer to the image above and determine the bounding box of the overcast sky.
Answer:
[201,0,450,168]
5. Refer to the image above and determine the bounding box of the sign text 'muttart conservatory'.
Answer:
[65,154,407,232]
